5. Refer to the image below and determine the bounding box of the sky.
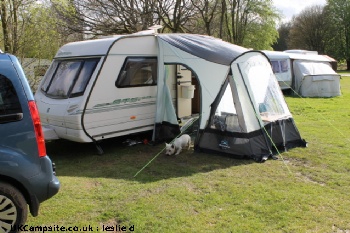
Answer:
[273,0,327,22]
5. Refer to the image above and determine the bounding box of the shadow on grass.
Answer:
[47,134,254,183]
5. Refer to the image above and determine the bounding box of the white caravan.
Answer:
[286,52,341,97]
[35,34,198,146]
[35,32,306,160]
[262,51,292,90]
[264,51,340,96]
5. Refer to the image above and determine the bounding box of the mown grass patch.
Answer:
[27,78,350,232]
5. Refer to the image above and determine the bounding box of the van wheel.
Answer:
[0,182,28,233]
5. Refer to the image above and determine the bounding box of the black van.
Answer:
[0,53,60,232]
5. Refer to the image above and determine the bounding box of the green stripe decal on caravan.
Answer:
[70,96,157,115]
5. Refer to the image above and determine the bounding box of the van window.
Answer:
[116,57,157,87]
[41,58,100,98]
[0,75,22,116]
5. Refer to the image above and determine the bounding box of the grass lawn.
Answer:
[27,75,350,232]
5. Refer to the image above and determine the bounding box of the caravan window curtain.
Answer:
[46,61,81,98]
[116,57,157,87]
[271,60,289,74]
[41,58,100,98]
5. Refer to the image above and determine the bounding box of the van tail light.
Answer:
[28,100,47,157]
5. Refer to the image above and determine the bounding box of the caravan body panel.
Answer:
[35,53,107,142]
[84,36,158,141]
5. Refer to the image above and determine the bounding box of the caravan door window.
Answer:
[41,58,100,98]
[116,57,157,87]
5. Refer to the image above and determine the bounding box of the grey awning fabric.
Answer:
[158,34,248,66]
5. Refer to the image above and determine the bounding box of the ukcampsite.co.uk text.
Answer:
[11,224,135,232]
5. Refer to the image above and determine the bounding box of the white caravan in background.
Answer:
[264,50,339,94]
[262,51,292,90]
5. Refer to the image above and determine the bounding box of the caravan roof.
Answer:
[262,50,290,60]
[263,50,333,63]
[55,33,249,64]
[55,36,124,58]
[286,53,333,62]
[284,49,318,55]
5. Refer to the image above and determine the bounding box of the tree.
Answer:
[0,0,33,54]
[272,22,291,51]
[287,5,329,54]
[152,0,195,33]
[20,3,62,59]
[219,0,228,38]
[190,0,219,36]
[326,0,350,70]
[49,0,279,50]
[0,0,61,58]
[51,0,161,36]
[223,0,280,49]
[0,0,66,91]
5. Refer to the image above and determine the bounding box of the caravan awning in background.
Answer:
[293,60,341,97]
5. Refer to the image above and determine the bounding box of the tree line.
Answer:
[0,0,349,70]
[0,0,280,59]
[273,0,350,70]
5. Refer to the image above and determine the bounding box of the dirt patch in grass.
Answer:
[283,157,314,168]
[332,224,350,233]
[295,172,326,186]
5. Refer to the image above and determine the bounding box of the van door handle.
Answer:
[0,113,23,123]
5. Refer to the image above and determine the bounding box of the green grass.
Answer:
[337,70,350,76]
[27,77,350,232]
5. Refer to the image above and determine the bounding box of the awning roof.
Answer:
[158,34,248,66]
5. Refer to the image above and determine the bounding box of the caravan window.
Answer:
[271,60,289,74]
[41,58,99,98]
[116,57,157,87]
[271,61,280,73]
[280,60,288,72]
